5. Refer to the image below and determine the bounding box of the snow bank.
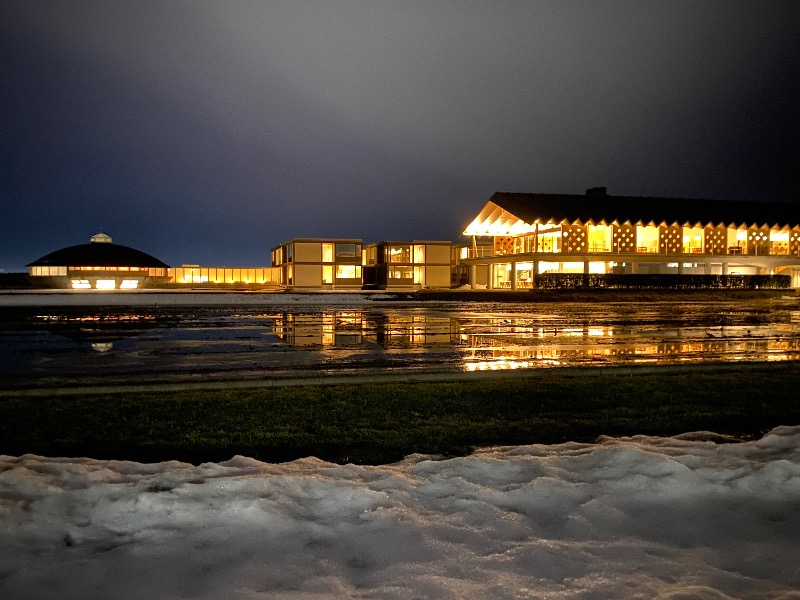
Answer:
[2,427,800,599]
[0,291,396,307]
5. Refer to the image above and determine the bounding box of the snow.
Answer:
[2,428,800,599]
[0,291,398,307]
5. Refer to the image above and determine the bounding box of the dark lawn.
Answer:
[2,362,798,465]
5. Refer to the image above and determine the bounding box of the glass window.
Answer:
[413,245,425,264]
[336,265,361,279]
[71,279,91,289]
[95,279,116,290]
[323,265,333,283]
[322,243,334,263]
[389,245,411,263]
[120,280,139,289]
[389,267,413,279]
[335,243,360,258]
[286,244,293,261]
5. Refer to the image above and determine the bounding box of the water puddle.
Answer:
[1,300,799,387]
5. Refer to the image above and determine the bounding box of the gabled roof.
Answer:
[28,242,170,268]
[465,190,800,235]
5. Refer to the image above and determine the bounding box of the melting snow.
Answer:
[1,427,800,599]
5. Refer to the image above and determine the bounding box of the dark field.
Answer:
[2,361,798,465]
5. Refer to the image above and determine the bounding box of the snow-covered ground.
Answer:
[0,291,398,307]
[2,428,799,599]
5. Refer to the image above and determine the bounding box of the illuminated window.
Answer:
[413,266,424,284]
[71,279,91,289]
[537,227,562,253]
[413,245,425,264]
[389,267,413,279]
[635,225,659,253]
[389,245,411,263]
[95,279,116,290]
[538,261,560,273]
[322,243,334,263]
[120,280,139,289]
[336,265,361,279]
[588,262,606,274]
[322,265,333,284]
[771,229,790,255]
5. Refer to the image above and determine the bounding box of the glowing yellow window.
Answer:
[336,265,361,279]
[95,279,116,290]
[322,265,333,284]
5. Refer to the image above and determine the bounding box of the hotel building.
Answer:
[461,188,800,289]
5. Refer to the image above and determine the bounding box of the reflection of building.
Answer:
[27,233,170,290]
[460,327,800,370]
[271,239,363,289]
[363,312,459,346]
[272,312,363,346]
[362,241,456,289]
[461,188,800,288]
[270,311,458,347]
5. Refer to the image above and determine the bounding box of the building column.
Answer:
[469,264,477,289]
[511,262,517,290]
[583,260,590,275]
[487,264,494,290]
[678,262,684,275]
[630,261,638,274]
[722,262,729,275]
[704,262,711,275]
[532,260,539,290]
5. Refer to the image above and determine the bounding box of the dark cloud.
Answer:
[2,1,798,270]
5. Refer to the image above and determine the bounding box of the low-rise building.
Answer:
[271,238,363,289]
[362,240,456,289]
[170,265,280,287]
[27,233,170,289]
[461,188,800,288]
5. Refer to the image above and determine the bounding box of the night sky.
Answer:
[2,1,798,271]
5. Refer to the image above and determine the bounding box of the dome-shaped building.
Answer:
[27,233,170,289]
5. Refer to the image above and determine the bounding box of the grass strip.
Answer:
[2,363,799,465]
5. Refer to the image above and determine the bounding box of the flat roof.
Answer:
[271,238,363,251]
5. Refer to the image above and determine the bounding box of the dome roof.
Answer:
[27,235,169,269]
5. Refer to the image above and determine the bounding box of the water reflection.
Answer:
[3,302,799,386]
[268,309,800,370]
[273,312,363,346]
[31,312,162,352]
[273,311,460,348]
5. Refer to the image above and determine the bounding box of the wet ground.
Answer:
[1,299,799,388]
